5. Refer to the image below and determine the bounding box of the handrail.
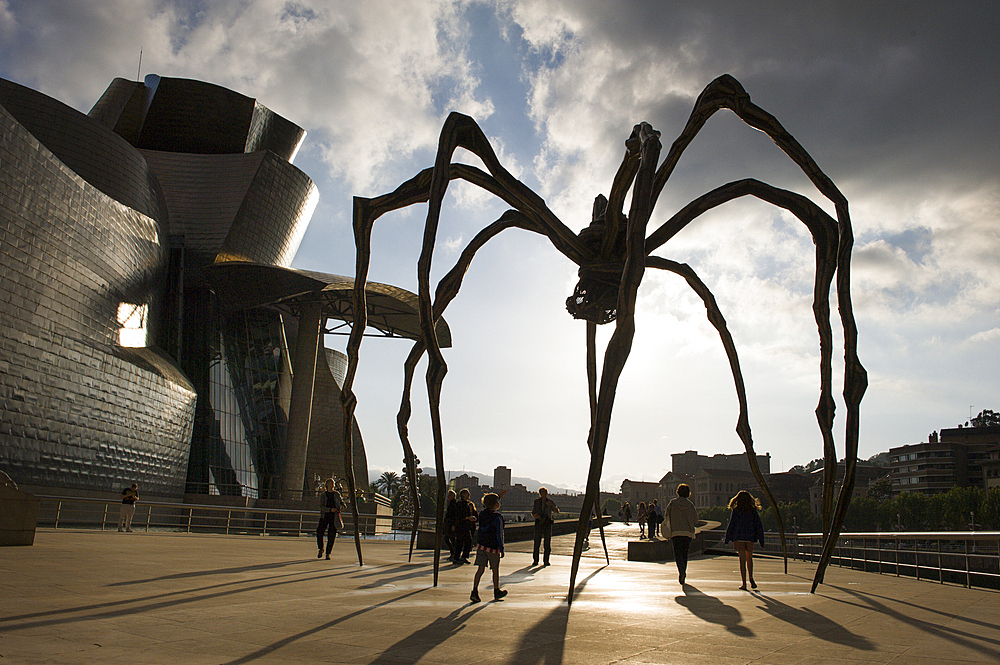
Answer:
[767,530,1000,591]
[33,494,434,539]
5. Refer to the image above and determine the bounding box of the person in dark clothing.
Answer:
[723,489,765,590]
[455,488,477,563]
[531,487,559,566]
[648,499,662,540]
[444,489,459,562]
[118,483,138,532]
[316,479,343,560]
[470,492,506,603]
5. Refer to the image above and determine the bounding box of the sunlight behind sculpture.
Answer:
[338,74,867,599]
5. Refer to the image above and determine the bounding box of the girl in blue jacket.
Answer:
[723,490,765,590]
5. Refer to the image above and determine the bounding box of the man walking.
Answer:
[531,487,559,566]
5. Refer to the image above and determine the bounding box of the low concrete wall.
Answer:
[627,525,724,562]
[416,517,607,550]
[0,485,40,546]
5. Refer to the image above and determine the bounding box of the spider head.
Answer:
[566,269,620,324]
[565,195,627,325]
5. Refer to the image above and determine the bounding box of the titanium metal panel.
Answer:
[0,101,196,497]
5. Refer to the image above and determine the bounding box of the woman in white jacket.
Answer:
[665,484,698,584]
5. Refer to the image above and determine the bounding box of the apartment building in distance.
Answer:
[889,426,1000,494]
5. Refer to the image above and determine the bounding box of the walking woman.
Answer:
[666,484,698,584]
[636,501,647,539]
[723,490,765,590]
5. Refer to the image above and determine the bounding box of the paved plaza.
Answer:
[2,524,999,664]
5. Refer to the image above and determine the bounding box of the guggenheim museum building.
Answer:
[0,74,447,503]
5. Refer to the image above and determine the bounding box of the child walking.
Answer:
[470,492,507,603]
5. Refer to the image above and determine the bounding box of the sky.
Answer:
[2,1,998,492]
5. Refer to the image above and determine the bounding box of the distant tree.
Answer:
[373,471,401,498]
[866,452,891,468]
[967,409,1000,428]
[602,496,621,517]
[698,505,730,524]
[789,458,824,474]
[761,500,821,533]
[981,488,1000,530]
[866,476,893,502]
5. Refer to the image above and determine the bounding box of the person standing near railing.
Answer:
[316,479,343,560]
[118,483,138,532]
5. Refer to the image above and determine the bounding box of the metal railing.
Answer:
[761,531,1000,590]
[35,495,435,539]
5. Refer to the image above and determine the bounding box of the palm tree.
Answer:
[374,471,400,498]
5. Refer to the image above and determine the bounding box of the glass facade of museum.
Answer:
[0,74,374,500]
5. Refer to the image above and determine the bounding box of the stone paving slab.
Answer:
[1,527,998,664]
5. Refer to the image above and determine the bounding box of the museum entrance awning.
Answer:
[204,261,451,347]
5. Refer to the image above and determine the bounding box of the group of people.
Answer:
[621,499,665,540]
[662,484,765,590]
[441,488,511,601]
[313,476,765,598]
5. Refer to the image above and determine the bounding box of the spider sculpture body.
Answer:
[338,74,867,600]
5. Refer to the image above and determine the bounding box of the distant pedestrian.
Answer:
[623,501,632,525]
[455,488,477,564]
[118,483,138,532]
[444,489,459,562]
[316,479,343,560]
[470,492,506,603]
[649,499,663,539]
[723,490,765,590]
[666,484,698,584]
[531,487,560,566]
[636,502,647,538]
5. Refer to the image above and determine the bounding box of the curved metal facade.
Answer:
[0,73,389,501]
[0,93,196,497]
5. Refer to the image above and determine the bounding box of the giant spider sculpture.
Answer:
[337,74,867,600]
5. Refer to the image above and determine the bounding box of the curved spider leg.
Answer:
[646,178,843,576]
[342,157,581,570]
[568,123,662,604]
[645,75,865,587]
[417,113,596,586]
[394,211,539,563]
[585,321,611,565]
[599,129,643,258]
[395,341,424,562]
[812,218,867,592]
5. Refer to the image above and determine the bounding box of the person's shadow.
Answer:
[674,584,754,637]
[753,592,873,649]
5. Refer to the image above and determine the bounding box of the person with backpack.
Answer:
[470,492,506,603]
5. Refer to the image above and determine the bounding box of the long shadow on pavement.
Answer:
[829,585,1000,660]
[0,567,340,630]
[106,558,319,586]
[674,584,753,637]
[223,588,432,665]
[752,590,872,649]
[503,565,607,664]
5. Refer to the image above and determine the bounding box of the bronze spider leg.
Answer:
[343,117,586,576]
[646,179,842,575]
[568,122,663,604]
[411,114,591,585]
[395,211,540,563]
[644,74,866,590]
[585,322,611,565]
